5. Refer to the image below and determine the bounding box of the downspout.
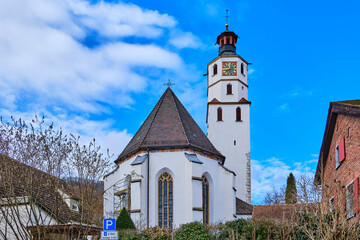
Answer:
[147,149,150,228]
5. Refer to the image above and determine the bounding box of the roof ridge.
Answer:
[137,88,169,148]
[332,99,360,107]
[171,91,224,159]
[170,90,190,145]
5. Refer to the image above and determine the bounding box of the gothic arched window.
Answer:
[213,64,218,75]
[217,107,222,121]
[202,176,209,224]
[241,63,245,75]
[236,107,241,121]
[158,172,173,228]
[227,84,232,95]
[127,177,131,212]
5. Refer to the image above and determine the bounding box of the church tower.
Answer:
[207,24,251,203]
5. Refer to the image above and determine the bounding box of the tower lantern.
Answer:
[216,24,239,56]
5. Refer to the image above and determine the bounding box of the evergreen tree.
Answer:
[116,208,136,230]
[285,173,297,204]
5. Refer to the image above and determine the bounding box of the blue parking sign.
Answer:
[103,219,116,231]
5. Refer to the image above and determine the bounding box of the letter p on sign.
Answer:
[103,219,116,231]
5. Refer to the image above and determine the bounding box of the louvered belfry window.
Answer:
[158,172,173,228]
[217,107,222,121]
[213,64,218,75]
[227,84,232,95]
[236,107,241,121]
[202,176,209,224]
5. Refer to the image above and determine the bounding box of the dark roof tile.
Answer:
[236,197,252,215]
[116,88,223,162]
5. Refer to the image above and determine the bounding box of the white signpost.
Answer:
[101,219,118,240]
[101,231,118,239]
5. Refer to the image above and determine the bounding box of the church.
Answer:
[103,24,252,228]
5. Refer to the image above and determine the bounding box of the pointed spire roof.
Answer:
[116,88,224,163]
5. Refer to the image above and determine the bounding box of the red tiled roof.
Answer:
[116,88,224,163]
[209,98,220,103]
[236,198,253,215]
[252,203,318,221]
[335,99,360,106]
[0,154,87,224]
[239,97,251,104]
[208,97,251,105]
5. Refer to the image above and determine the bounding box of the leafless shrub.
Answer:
[0,116,112,239]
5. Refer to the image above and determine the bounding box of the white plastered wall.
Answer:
[207,54,251,203]
[208,103,250,202]
[0,198,59,240]
[104,150,237,228]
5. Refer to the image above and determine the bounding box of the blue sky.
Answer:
[0,0,359,204]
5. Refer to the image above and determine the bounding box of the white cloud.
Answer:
[0,0,205,165]
[67,0,177,38]
[278,103,289,111]
[251,157,317,205]
[0,0,184,113]
[169,31,203,49]
[281,87,314,99]
[0,107,132,161]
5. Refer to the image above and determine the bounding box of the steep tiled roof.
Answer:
[252,203,318,221]
[335,99,360,106]
[314,99,360,184]
[236,197,252,215]
[0,154,86,224]
[116,88,223,163]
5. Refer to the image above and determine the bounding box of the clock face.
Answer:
[222,62,237,76]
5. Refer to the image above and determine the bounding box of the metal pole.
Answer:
[147,150,150,228]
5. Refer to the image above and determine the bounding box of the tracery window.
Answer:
[227,84,232,95]
[213,64,218,75]
[217,107,222,121]
[158,172,173,228]
[236,107,241,121]
[202,176,209,224]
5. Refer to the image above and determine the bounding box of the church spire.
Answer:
[216,12,238,56]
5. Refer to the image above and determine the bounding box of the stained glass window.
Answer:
[158,172,173,228]
[202,176,209,224]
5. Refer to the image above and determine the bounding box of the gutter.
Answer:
[147,149,150,228]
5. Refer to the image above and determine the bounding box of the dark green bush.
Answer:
[175,222,212,240]
[116,208,136,230]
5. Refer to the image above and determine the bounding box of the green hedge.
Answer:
[116,211,360,240]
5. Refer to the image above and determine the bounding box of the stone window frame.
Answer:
[329,195,335,213]
[158,172,174,228]
[202,175,209,224]
[346,180,355,219]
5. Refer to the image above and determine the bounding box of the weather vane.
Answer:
[225,9,229,30]
[164,79,175,88]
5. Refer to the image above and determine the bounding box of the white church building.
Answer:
[103,24,252,228]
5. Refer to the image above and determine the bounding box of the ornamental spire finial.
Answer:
[225,9,229,30]
[164,79,175,88]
